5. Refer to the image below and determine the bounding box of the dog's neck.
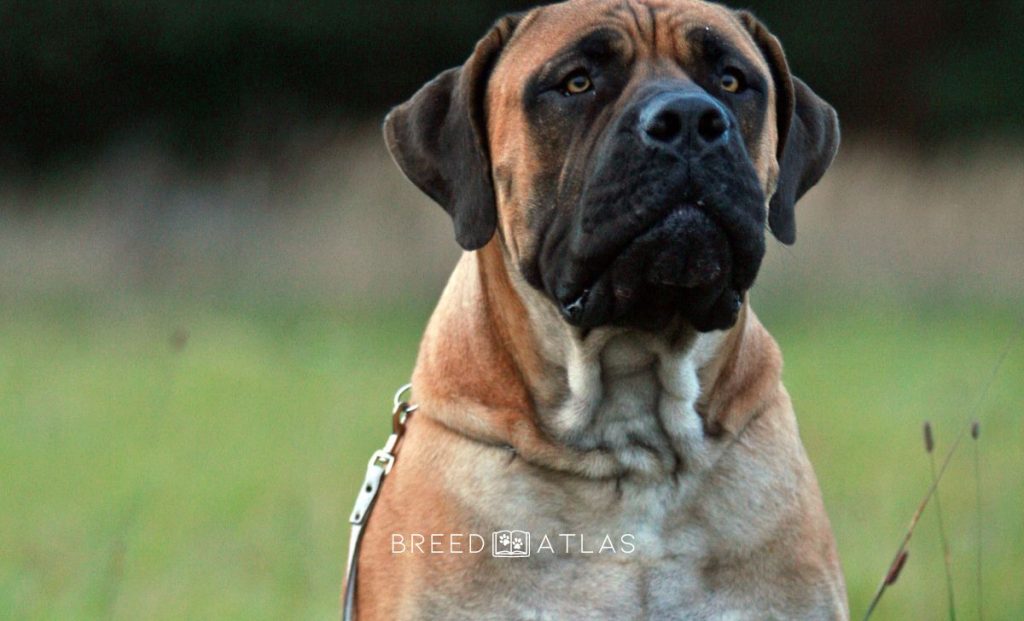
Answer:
[411,241,781,480]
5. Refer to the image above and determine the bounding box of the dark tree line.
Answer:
[1,0,1021,173]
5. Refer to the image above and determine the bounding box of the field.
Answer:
[1,291,1021,619]
[1,137,1022,619]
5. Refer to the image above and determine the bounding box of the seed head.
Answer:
[885,550,910,586]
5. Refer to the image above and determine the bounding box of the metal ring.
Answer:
[392,383,419,413]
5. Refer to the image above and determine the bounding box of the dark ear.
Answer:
[383,14,522,250]
[736,11,840,245]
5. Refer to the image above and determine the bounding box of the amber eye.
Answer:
[720,68,745,93]
[563,71,593,95]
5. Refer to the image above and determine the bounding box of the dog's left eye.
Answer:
[719,68,746,94]
[562,71,593,96]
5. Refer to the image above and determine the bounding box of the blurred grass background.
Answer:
[1,0,1023,619]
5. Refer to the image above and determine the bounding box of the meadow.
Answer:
[2,292,1022,619]
[1,136,1021,619]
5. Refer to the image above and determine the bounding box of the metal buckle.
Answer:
[370,448,395,474]
[393,383,417,412]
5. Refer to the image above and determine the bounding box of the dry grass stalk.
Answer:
[924,422,957,620]
[862,434,958,620]
[863,325,1022,620]
[972,421,984,621]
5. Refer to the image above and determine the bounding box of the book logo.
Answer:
[491,530,530,558]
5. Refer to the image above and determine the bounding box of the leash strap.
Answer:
[342,385,417,621]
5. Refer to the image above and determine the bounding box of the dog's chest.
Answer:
[439,350,784,618]
[400,324,819,617]
[444,467,777,620]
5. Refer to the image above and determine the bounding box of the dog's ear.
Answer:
[383,14,522,250]
[735,11,840,245]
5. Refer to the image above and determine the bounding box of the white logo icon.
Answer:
[492,530,530,558]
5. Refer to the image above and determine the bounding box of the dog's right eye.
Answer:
[719,67,747,94]
[561,70,593,96]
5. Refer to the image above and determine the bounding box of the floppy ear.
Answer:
[383,14,522,250]
[736,11,840,245]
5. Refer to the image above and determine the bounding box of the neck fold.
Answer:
[411,241,781,480]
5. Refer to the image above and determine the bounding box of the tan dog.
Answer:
[351,0,846,618]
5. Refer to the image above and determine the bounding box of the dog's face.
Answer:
[386,0,839,332]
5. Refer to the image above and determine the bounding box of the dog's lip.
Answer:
[557,202,723,309]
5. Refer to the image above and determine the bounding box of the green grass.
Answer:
[0,291,1021,619]
[757,296,1024,619]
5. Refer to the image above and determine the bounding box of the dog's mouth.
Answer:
[552,202,755,332]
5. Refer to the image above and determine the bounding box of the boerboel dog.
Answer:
[349,0,846,618]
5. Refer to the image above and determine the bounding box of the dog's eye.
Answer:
[719,68,746,94]
[562,71,593,96]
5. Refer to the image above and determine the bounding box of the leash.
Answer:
[342,383,418,621]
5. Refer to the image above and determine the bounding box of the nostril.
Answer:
[645,110,683,142]
[697,109,728,143]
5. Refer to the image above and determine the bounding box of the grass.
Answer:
[759,296,1024,619]
[0,290,1021,620]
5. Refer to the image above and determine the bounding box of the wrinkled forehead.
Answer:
[493,0,765,88]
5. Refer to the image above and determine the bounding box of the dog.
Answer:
[348,0,846,618]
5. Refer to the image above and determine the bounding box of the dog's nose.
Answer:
[640,93,730,151]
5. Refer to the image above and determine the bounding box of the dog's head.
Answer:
[385,0,839,332]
